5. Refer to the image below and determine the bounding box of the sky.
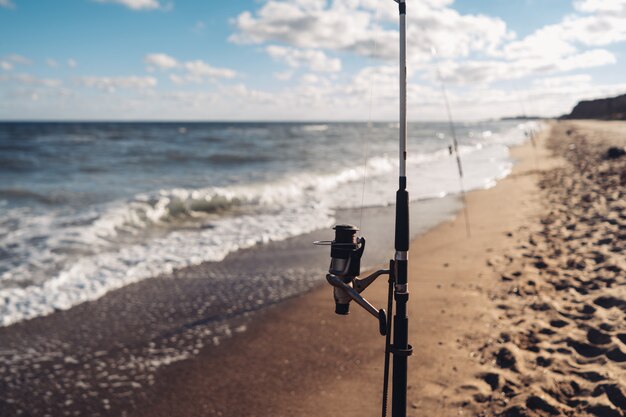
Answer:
[1,0,625,121]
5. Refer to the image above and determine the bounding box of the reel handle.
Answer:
[326,274,387,336]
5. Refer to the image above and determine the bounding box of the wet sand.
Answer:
[0,184,460,415]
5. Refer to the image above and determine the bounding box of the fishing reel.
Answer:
[315,225,391,336]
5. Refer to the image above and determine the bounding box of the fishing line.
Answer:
[355,3,394,416]
[358,0,382,234]
[317,3,412,416]
[514,80,540,170]
[431,47,471,238]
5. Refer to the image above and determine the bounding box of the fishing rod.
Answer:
[514,83,538,149]
[315,1,411,417]
[430,47,471,238]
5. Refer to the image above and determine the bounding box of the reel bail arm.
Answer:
[321,224,390,336]
[326,271,389,336]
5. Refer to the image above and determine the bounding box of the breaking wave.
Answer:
[0,121,541,326]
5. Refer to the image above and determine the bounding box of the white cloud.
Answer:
[398,78,626,121]
[46,59,59,68]
[9,54,31,64]
[67,59,77,68]
[300,73,321,84]
[0,0,14,9]
[499,2,626,67]
[274,71,294,81]
[501,29,575,61]
[77,76,157,92]
[4,1,626,121]
[434,48,615,85]
[168,74,185,85]
[95,0,163,11]
[3,68,624,121]
[516,15,626,52]
[532,74,593,88]
[230,2,373,49]
[266,45,341,72]
[409,5,511,61]
[145,53,179,70]
[428,0,626,86]
[143,53,236,84]
[557,49,617,71]
[184,60,236,79]
[231,0,625,94]
[574,0,626,15]
[230,0,511,62]
[1,54,32,70]
[0,73,62,87]
[345,65,397,98]
[563,15,626,46]
[0,74,68,110]
[228,84,276,103]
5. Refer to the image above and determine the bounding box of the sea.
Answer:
[0,120,538,327]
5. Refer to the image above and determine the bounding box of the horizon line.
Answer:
[0,116,547,124]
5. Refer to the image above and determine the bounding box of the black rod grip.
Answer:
[394,179,409,251]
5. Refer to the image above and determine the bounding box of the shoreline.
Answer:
[127,124,556,416]
[0,119,525,329]
[0,126,540,416]
[0,184,462,416]
[10,119,621,417]
[134,119,626,417]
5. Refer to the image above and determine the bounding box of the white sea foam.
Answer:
[0,121,542,326]
[301,124,329,132]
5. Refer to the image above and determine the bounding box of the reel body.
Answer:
[316,224,389,335]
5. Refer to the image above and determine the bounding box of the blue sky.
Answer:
[1,0,625,120]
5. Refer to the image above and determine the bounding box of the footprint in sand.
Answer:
[586,327,612,345]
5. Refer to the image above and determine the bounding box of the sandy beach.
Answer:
[130,120,626,417]
[4,1,626,416]
[1,120,625,417]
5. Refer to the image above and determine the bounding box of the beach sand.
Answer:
[131,120,626,417]
[458,121,626,417]
[1,120,624,417]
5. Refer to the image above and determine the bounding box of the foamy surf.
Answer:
[0,121,541,326]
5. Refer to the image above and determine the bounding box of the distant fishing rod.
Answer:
[315,1,411,417]
[512,83,543,176]
[430,47,472,238]
[514,82,537,149]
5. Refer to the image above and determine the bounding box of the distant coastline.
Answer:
[499,115,545,121]
[561,92,626,120]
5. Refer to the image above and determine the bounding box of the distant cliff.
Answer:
[563,93,626,120]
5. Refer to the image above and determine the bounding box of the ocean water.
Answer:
[0,121,538,326]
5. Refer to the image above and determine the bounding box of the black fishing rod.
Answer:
[315,1,411,416]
